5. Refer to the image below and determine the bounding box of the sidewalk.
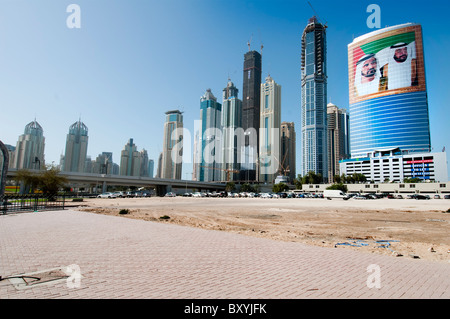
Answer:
[0,210,449,299]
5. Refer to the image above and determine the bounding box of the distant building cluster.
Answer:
[3,20,448,184]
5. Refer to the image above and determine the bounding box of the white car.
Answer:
[97,192,117,199]
[165,192,176,197]
[192,192,202,197]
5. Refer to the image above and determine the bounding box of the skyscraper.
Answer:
[221,79,242,182]
[13,120,45,170]
[280,122,296,183]
[301,16,328,181]
[259,75,281,183]
[94,152,114,174]
[62,119,88,173]
[120,138,141,176]
[195,89,222,182]
[327,102,350,181]
[348,23,431,158]
[148,159,154,178]
[140,149,149,177]
[241,49,262,181]
[162,110,183,179]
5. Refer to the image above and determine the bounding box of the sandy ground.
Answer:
[73,197,450,263]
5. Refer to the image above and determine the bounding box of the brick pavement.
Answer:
[0,210,449,299]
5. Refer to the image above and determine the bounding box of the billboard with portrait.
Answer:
[348,24,426,104]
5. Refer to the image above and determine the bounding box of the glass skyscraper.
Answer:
[13,119,45,170]
[301,17,328,180]
[62,119,88,173]
[348,23,431,158]
[162,110,183,179]
[241,49,262,181]
[221,79,242,182]
[195,89,222,182]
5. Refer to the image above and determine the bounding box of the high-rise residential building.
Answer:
[162,110,183,179]
[94,152,114,174]
[327,103,350,181]
[62,119,88,173]
[241,49,262,181]
[156,152,163,178]
[301,16,328,181]
[120,138,141,176]
[259,75,281,184]
[13,119,45,170]
[140,149,149,177]
[221,79,242,182]
[348,23,431,158]
[148,159,154,178]
[280,122,296,183]
[195,89,222,182]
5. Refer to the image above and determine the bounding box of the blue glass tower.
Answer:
[348,23,431,158]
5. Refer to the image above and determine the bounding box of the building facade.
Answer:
[348,23,431,158]
[259,75,281,184]
[62,119,88,173]
[221,79,242,182]
[13,120,45,170]
[162,110,183,180]
[241,49,262,181]
[280,122,296,183]
[301,16,328,181]
[339,148,448,183]
[119,138,141,176]
[327,103,350,181]
[195,89,222,182]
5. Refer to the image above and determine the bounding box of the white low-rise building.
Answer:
[339,148,448,183]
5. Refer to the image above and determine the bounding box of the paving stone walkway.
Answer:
[0,210,449,299]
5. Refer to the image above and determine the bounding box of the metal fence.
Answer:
[0,193,65,214]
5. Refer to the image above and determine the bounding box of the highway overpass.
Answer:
[6,169,226,195]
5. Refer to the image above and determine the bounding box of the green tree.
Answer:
[326,183,348,192]
[38,165,68,195]
[273,182,289,193]
[302,171,322,184]
[14,166,68,195]
[14,169,40,194]
[225,182,236,192]
[293,174,302,189]
[240,183,254,192]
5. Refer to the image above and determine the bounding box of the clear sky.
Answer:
[1,0,449,180]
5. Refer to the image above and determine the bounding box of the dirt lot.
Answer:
[74,197,450,263]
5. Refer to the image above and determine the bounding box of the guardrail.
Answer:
[0,193,65,214]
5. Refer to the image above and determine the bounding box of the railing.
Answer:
[0,193,65,214]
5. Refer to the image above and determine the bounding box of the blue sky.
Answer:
[1,0,449,180]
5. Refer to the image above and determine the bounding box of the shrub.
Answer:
[159,215,170,220]
[119,209,130,215]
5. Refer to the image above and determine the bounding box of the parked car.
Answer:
[434,194,441,199]
[113,191,125,198]
[415,194,430,200]
[165,192,176,197]
[444,195,450,199]
[97,192,117,199]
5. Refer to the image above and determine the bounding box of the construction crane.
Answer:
[307,1,328,28]
[200,165,240,182]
